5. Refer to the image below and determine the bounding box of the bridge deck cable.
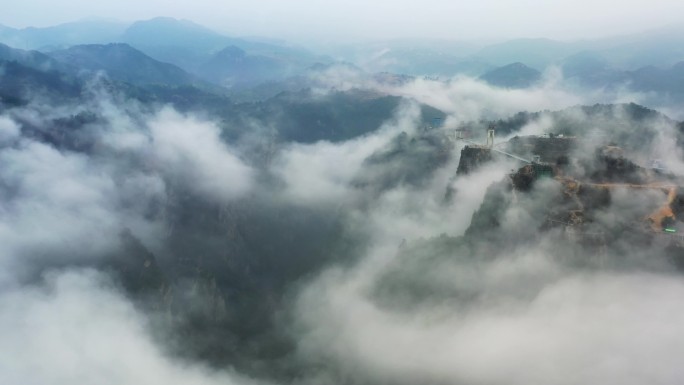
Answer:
[489,147,532,163]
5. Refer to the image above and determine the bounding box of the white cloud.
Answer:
[391,76,584,123]
[0,116,20,144]
[0,141,120,276]
[273,102,420,205]
[0,270,253,385]
[296,245,684,385]
[148,108,254,203]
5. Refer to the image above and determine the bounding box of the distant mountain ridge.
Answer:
[3,18,684,105]
[4,18,684,75]
[0,18,326,89]
[119,18,326,88]
[0,19,127,50]
[0,42,69,72]
[47,43,210,88]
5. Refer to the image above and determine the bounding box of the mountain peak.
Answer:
[48,43,204,87]
[479,62,541,88]
[121,18,228,53]
[215,45,247,59]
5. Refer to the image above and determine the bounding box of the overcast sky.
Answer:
[4,0,684,42]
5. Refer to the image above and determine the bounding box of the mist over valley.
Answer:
[2,8,684,384]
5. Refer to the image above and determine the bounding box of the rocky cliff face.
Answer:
[456,146,493,175]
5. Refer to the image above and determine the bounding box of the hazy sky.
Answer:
[4,0,684,41]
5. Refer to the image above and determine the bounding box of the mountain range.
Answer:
[3,18,684,86]
[4,17,684,384]
[0,18,328,89]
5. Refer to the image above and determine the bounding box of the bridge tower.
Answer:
[486,128,495,148]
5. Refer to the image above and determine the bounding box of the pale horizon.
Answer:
[3,0,684,43]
